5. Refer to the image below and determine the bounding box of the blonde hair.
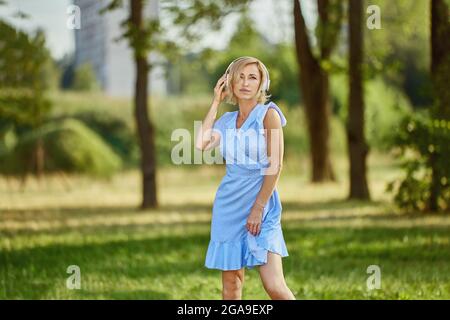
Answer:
[224,56,271,105]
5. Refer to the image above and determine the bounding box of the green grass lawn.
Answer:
[0,152,449,299]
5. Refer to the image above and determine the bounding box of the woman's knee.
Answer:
[222,270,244,291]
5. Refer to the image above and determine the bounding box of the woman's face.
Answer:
[232,63,262,102]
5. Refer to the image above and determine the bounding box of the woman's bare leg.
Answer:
[222,268,245,300]
[259,252,295,300]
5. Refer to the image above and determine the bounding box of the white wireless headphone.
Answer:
[224,56,271,93]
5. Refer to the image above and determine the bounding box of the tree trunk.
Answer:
[34,138,45,178]
[431,0,450,119]
[347,0,370,200]
[429,0,450,211]
[293,0,335,182]
[130,0,158,209]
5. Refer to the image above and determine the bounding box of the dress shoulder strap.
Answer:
[257,101,287,127]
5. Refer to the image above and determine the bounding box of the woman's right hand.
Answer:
[213,74,228,105]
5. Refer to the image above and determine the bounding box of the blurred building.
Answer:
[73,0,167,97]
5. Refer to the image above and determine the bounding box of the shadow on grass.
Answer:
[281,225,450,299]
[1,222,449,299]
[1,198,387,221]
[77,289,171,299]
[0,200,448,237]
[282,198,386,212]
[0,232,209,299]
[0,203,214,219]
[0,219,212,237]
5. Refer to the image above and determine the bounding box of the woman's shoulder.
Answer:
[257,101,287,127]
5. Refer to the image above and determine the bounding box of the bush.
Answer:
[386,111,450,212]
[71,111,139,168]
[0,119,122,178]
[72,63,100,92]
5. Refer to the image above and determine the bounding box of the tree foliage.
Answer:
[387,112,450,212]
[0,21,54,177]
[72,63,100,92]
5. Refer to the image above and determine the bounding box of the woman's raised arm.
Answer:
[195,74,228,151]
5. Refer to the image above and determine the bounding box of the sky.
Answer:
[0,0,75,59]
[0,0,315,60]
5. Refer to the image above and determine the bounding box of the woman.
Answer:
[195,56,295,300]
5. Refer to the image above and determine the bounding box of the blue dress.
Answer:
[204,101,289,271]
